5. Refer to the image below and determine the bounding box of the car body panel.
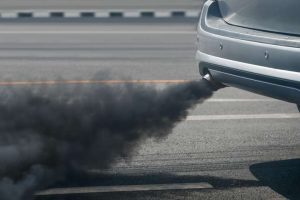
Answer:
[218,0,300,36]
[196,0,300,104]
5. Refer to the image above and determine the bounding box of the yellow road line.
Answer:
[0,80,191,86]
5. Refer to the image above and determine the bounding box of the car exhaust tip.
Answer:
[202,73,225,91]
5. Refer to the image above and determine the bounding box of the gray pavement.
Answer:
[0,22,299,200]
[0,0,205,10]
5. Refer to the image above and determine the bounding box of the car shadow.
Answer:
[250,159,300,200]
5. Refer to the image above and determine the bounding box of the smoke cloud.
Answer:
[0,77,215,200]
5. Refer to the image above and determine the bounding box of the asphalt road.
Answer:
[0,22,299,200]
[0,0,205,10]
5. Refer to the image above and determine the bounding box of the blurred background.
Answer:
[0,0,205,10]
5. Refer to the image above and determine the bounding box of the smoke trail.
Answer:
[0,78,215,200]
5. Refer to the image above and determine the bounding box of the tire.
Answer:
[298,105,300,112]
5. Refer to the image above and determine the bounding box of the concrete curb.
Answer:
[0,10,200,19]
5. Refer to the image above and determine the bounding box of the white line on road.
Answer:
[186,113,300,121]
[36,182,213,196]
[206,99,278,102]
[0,31,196,34]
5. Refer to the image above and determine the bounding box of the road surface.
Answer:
[0,22,299,200]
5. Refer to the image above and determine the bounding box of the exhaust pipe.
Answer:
[202,73,225,91]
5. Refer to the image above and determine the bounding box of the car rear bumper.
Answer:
[196,0,300,104]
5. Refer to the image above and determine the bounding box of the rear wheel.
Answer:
[298,105,300,112]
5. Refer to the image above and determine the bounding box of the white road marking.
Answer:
[206,99,278,102]
[64,11,81,18]
[187,113,300,121]
[95,12,110,18]
[36,182,213,196]
[0,31,196,34]
[123,11,142,18]
[155,11,172,18]
[33,12,51,18]
[0,12,18,18]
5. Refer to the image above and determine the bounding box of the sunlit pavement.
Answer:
[0,19,298,200]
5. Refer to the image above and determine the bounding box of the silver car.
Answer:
[196,0,300,111]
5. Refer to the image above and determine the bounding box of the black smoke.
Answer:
[0,78,215,200]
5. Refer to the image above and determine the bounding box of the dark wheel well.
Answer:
[297,105,300,112]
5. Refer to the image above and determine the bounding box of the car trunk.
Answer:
[217,0,300,36]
